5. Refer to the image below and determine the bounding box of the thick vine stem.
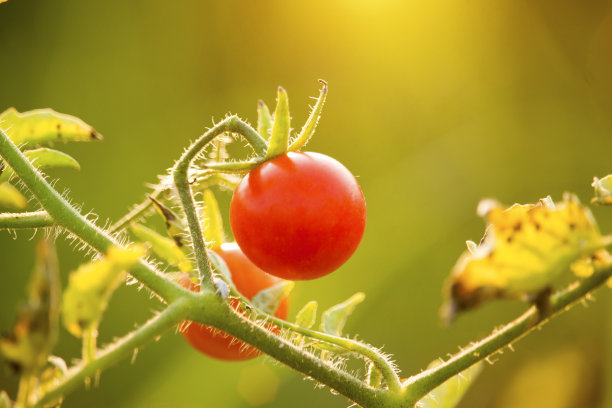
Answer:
[0,210,53,229]
[229,288,402,393]
[0,129,184,303]
[31,298,192,408]
[401,263,612,405]
[172,116,266,291]
[186,294,403,408]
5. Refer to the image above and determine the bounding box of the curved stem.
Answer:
[0,129,183,303]
[0,210,53,229]
[192,296,401,408]
[402,263,612,404]
[32,298,190,408]
[230,288,402,393]
[172,116,263,291]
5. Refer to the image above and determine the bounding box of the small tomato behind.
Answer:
[179,242,288,361]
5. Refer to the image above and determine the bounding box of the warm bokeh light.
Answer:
[1,1,612,407]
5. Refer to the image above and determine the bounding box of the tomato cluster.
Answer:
[179,242,288,361]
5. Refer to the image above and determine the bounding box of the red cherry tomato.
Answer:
[230,152,366,280]
[179,242,289,361]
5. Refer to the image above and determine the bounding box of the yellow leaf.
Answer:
[0,182,27,209]
[0,107,102,148]
[442,194,608,322]
[62,244,146,337]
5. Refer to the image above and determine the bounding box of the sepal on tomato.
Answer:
[251,281,294,315]
[265,87,291,159]
[320,292,365,337]
[289,80,328,152]
[257,100,273,141]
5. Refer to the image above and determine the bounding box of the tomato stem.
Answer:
[401,260,612,405]
[172,115,266,292]
[0,210,53,229]
[229,286,403,393]
[0,129,184,303]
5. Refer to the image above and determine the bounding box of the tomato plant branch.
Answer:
[229,288,402,393]
[196,298,403,408]
[0,129,183,303]
[31,298,190,408]
[401,262,612,405]
[172,116,265,291]
[0,210,53,229]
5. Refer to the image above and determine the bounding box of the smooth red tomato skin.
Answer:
[230,152,366,280]
[179,243,288,361]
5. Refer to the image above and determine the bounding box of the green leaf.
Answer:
[0,148,80,183]
[295,301,317,329]
[417,361,483,408]
[251,281,294,315]
[62,244,146,337]
[257,100,273,141]
[0,239,60,372]
[201,189,225,249]
[0,107,102,148]
[130,223,192,272]
[320,292,365,336]
[265,87,290,159]
[0,182,27,209]
[290,301,317,346]
[289,80,328,152]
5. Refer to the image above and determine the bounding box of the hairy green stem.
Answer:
[0,129,183,303]
[172,116,265,291]
[32,298,190,408]
[229,288,402,393]
[202,159,263,173]
[190,297,401,408]
[402,263,612,404]
[109,187,166,233]
[0,210,53,229]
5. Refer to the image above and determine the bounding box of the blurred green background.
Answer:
[2,0,612,407]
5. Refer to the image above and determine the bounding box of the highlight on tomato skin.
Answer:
[230,151,367,281]
[179,242,289,361]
